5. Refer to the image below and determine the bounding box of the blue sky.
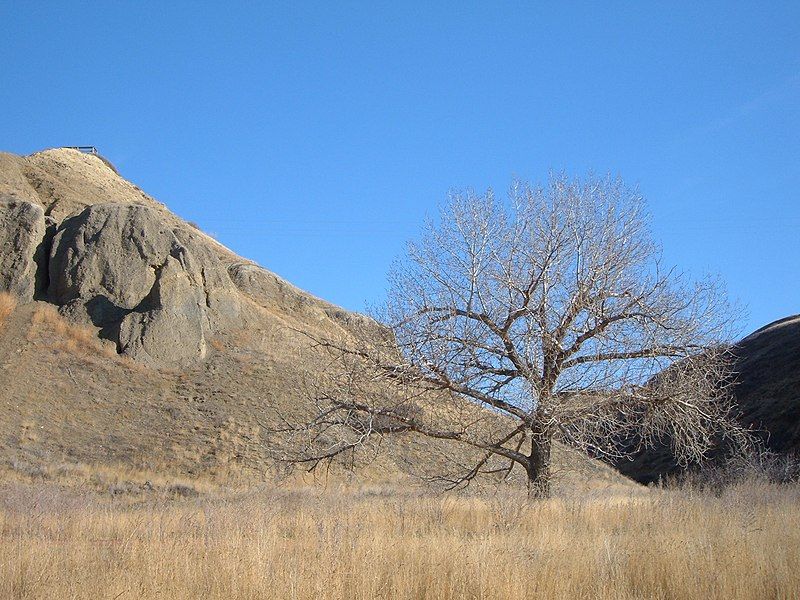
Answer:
[2,2,798,335]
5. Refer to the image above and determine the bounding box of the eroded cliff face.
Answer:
[0,198,47,299]
[0,148,379,367]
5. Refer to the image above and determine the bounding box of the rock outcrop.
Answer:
[46,202,244,366]
[0,147,369,367]
[0,197,47,299]
[229,262,386,340]
[116,255,211,366]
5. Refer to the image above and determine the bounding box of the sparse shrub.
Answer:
[96,154,119,174]
[108,481,141,496]
[8,458,50,480]
[168,483,199,498]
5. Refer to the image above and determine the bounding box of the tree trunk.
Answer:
[526,434,552,499]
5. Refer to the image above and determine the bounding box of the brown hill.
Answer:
[0,148,635,494]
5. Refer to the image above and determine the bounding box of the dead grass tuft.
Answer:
[30,304,118,360]
[0,292,17,329]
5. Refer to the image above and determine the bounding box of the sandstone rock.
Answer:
[118,256,208,366]
[0,197,46,299]
[0,148,380,368]
[173,228,242,330]
[229,262,387,341]
[48,202,242,366]
[229,262,318,314]
[49,203,177,311]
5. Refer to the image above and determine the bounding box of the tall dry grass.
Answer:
[1,481,798,599]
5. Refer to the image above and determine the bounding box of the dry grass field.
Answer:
[1,480,798,600]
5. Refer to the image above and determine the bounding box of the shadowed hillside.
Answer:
[614,315,800,483]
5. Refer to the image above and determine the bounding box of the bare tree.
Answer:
[277,175,749,497]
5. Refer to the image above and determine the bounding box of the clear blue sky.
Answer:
[2,2,798,335]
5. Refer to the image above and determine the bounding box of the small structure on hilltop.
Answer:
[62,146,118,174]
[64,146,99,155]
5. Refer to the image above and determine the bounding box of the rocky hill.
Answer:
[0,148,632,494]
[0,149,382,368]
